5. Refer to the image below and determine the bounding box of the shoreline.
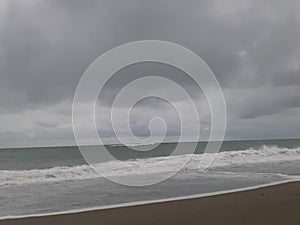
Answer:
[1,179,300,224]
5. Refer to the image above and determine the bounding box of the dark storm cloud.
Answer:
[97,62,205,108]
[0,0,116,110]
[240,93,300,119]
[0,0,300,147]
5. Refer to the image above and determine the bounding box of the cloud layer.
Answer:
[0,0,299,147]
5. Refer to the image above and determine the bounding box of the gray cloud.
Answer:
[272,69,300,87]
[0,0,300,147]
[240,92,300,119]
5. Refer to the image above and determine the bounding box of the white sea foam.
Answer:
[2,179,300,221]
[110,143,157,147]
[1,145,300,186]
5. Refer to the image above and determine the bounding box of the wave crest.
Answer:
[1,145,300,186]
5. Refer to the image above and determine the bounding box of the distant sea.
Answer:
[1,139,300,217]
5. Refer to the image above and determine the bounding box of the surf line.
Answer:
[1,178,299,221]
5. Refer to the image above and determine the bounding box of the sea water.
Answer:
[0,139,300,217]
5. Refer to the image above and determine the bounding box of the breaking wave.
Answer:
[1,145,300,186]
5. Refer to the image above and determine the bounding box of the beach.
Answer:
[1,181,299,225]
[2,0,300,224]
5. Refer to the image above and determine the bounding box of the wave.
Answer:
[110,143,157,147]
[1,145,300,186]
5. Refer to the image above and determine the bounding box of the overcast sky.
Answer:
[0,0,300,148]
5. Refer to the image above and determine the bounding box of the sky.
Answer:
[0,0,300,148]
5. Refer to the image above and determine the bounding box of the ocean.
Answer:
[0,139,300,218]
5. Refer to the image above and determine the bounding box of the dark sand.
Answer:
[1,181,300,225]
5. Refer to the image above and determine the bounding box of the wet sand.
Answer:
[1,181,300,225]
